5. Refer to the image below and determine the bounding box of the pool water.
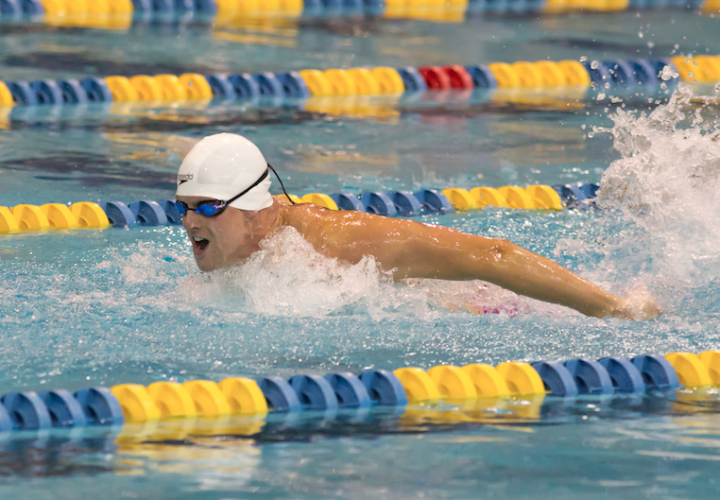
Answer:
[2,7,720,500]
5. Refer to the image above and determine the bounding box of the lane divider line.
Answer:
[0,56,701,110]
[1,349,717,434]
[0,183,600,235]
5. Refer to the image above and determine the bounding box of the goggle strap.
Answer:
[176,164,294,215]
[224,167,270,207]
[267,164,296,205]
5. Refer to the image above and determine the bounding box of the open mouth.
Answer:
[191,236,210,255]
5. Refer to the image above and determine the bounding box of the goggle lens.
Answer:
[198,203,222,217]
[175,201,187,215]
[174,200,226,218]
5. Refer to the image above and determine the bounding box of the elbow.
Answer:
[490,238,513,263]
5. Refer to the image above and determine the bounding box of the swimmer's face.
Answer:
[176,196,259,272]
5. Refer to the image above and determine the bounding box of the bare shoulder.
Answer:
[281,202,376,238]
[276,199,479,261]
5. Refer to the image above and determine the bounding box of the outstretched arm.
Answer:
[305,208,659,320]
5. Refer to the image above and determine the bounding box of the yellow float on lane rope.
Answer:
[108,0,134,13]
[69,202,110,229]
[665,352,713,388]
[300,193,339,210]
[488,63,521,88]
[557,60,591,86]
[111,384,162,422]
[469,187,509,208]
[498,186,536,209]
[393,367,442,403]
[40,203,80,229]
[534,61,567,86]
[698,351,720,384]
[370,67,405,93]
[442,188,478,210]
[179,73,213,100]
[11,205,50,231]
[495,362,546,396]
[218,377,269,415]
[105,76,139,102]
[153,74,188,101]
[525,185,563,210]
[427,365,478,400]
[182,380,232,417]
[129,75,164,101]
[147,382,198,419]
[0,82,14,107]
[512,62,543,87]
[0,206,19,234]
[346,68,382,95]
[461,364,511,397]
[323,69,357,96]
[299,70,334,97]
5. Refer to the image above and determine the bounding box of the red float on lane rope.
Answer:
[442,65,474,89]
[418,66,452,90]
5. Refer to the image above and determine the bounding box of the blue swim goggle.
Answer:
[175,164,293,218]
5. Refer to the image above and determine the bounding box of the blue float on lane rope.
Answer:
[324,372,372,409]
[414,189,454,214]
[582,61,611,85]
[31,80,64,105]
[598,357,646,394]
[99,201,137,228]
[564,359,614,395]
[205,74,237,100]
[20,0,44,15]
[0,391,52,430]
[158,200,183,225]
[7,81,38,106]
[289,375,340,411]
[38,389,88,428]
[465,64,498,88]
[228,73,260,100]
[129,200,169,226]
[391,191,423,216]
[0,403,12,432]
[602,60,637,88]
[360,370,408,406]
[276,72,311,99]
[57,79,89,104]
[80,77,113,103]
[631,355,680,391]
[257,377,302,413]
[361,192,398,217]
[627,59,658,85]
[252,73,285,97]
[532,361,579,397]
[330,193,366,212]
[74,387,124,426]
[396,67,427,92]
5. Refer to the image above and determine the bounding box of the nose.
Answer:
[182,209,203,231]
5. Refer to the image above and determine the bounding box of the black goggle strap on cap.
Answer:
[267,163,296,205]
[224,167,271,207]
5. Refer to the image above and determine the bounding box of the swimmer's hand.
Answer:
[610,290,662,320]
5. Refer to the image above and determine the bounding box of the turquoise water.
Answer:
[2,8,720,499]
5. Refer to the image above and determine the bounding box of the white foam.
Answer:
[594,80,720,282]
[101,226,571,320]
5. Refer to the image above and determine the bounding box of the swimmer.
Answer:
[175,133,660,320]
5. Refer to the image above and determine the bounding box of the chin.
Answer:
[195,258,218,273]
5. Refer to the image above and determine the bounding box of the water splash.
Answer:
[594,76,720,282]
[170,227,569,319]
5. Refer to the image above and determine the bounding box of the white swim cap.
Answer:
[176,133,273,211]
